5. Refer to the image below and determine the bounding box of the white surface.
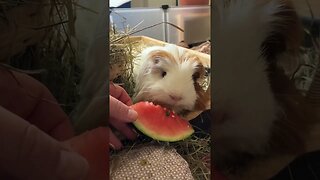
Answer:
[110,0,131,7]
[110,6,211,44]
[166,6,210,44]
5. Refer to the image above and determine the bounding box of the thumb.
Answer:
[109,95,138,122]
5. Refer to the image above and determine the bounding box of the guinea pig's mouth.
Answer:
[150,100,187,115]
[151,101,174,110]
[152,100,179,114]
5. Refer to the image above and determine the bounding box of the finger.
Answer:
[108,128,122,150]
[109,83,132,106]
[109,119,137,140]
[109,95,137,122]
[70,127,109,180]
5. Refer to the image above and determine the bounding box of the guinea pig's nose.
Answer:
[169,94,182,101]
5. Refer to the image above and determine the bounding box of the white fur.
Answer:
[133,44,200,114]
[213,0,286,158]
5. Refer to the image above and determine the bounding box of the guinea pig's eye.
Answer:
[161,71,167,78]
[192,72,200,81]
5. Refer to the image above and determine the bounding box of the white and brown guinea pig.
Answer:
[213,0,317,174]
[132,44,209,116]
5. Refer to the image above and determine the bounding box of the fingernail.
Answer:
[128,109,138,121]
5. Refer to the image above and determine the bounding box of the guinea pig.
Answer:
[132,44,209,117]
[213,0,316,175]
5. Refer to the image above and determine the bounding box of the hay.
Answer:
[0,0,80,114]
[109,24,141,97]
[289,0,320,95]
[291,10,320,96]
[292,40,319,96]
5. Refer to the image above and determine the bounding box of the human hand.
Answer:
[0,69,74,141]
[109,83,138,149]
[64,127,109,180]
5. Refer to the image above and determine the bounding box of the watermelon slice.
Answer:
[130,101,194,142]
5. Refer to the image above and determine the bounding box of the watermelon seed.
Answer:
[165,110,170,117]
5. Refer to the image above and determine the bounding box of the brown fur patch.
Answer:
[268,67,316,154]
[261,0,303,67]
[194,83,210,111]
[262,0,317,156]
[259,0,315,155]
[179,51,201,64]
[180,52,210,111]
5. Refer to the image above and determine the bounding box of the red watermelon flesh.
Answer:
[131,101,194,142]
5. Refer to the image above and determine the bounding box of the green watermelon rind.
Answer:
[133,120,195,142]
